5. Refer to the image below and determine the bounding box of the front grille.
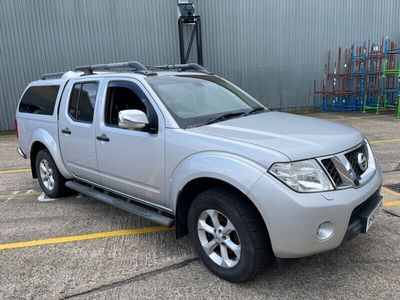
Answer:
[321,158,343,186]
[321,142,368,187]
[345,144,368,178]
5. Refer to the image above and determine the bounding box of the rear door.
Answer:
[95,79,166,208]
[58,79,102,184]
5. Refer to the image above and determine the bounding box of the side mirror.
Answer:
[118,109,149,130]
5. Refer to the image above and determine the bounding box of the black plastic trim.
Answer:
[343,189,382,241]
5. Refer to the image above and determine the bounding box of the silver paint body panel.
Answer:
[16,71,382,258]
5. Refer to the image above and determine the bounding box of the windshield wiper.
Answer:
[241,107,266,117]
[205,107,266,126]
[206,112,245,125]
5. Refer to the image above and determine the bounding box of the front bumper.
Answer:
[248,163,383,259]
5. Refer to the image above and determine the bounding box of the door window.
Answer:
[105,82,149,128]
[68,82,99,123]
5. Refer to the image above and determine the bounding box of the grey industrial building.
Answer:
[1,0,400,131]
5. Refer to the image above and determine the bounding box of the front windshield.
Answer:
[146,75,266,128]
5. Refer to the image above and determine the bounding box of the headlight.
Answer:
[269,159,334,192]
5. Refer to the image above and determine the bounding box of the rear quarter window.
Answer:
[18,85,60,115]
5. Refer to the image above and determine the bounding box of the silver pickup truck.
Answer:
[16,61,383,282]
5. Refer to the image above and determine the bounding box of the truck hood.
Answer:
[188,112,364,161]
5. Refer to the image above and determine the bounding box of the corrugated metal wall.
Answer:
[1,0,400,131]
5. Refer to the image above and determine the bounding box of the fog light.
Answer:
[315,221,334,241]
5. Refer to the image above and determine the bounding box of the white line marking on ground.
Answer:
[4,197,13,204]
[2,190,20,204]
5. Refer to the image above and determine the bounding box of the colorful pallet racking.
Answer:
[315,37,400,118]
[380,38,400,117]
[362,40,383,114]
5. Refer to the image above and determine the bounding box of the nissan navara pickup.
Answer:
[15,61,383,282]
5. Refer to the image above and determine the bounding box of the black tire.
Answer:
[188,187,271,283]
[35,149,67,198]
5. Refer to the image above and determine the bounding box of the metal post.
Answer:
[196,16,203,65]
[178,17,185,64]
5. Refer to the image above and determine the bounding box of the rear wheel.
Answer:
[188,187,271,282]
[35,149,67,198]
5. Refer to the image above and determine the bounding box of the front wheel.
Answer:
[35,149,67,198]
[188,187,271,282]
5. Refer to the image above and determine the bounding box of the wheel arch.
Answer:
[30,141,47,178]
[175,176,271,248]
[170,152,268,238]
[29,129,72,179]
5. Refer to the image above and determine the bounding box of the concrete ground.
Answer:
[1,112,400,299]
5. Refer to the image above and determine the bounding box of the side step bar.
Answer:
[65,181,174,227]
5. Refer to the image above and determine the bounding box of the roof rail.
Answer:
[148,63,209,73]
[41,72,66,80]
[74,61,155,75]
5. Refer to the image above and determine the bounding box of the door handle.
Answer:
[96,133,110,142]
[61,128,71,135]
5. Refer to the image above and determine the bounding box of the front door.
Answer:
[58,80,101,184]
[95,80,165,207]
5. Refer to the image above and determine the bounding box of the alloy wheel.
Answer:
[39,159,55,191]
[197,209,241,268]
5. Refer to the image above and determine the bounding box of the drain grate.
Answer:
[383,183,400,193]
